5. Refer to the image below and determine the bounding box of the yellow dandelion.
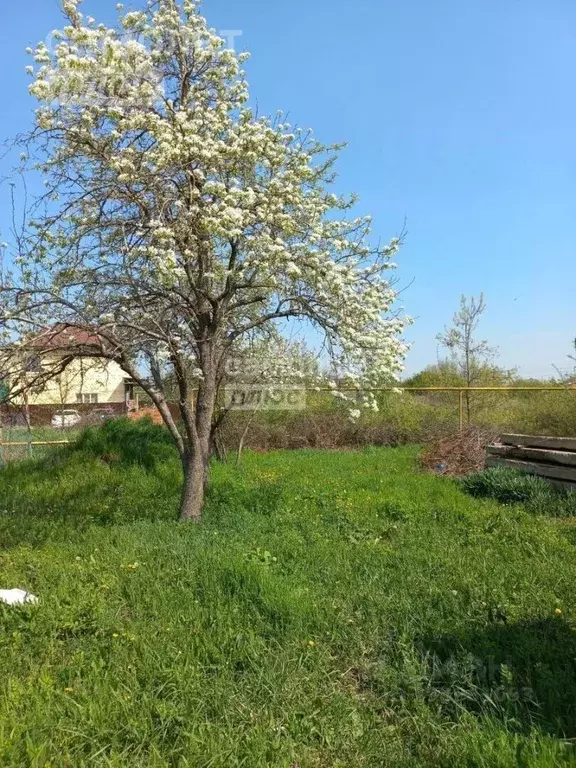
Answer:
[555,608,563,616]
[64,687,73,693]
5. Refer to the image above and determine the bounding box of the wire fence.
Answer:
[0,424,79,464]
[390,386,576,432]
[217,386,576,453]
[0,386,574,462]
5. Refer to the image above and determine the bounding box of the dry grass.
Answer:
[419,427,499,476]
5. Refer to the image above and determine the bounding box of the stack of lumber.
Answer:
[486,434,576,492]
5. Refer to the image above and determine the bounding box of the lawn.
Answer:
[0,421,574,766]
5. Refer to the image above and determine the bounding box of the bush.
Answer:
[462,467,551,504]
[216,388,576,455]
[218,394,457,452]
[461,467,576,517]
[511,391,576,437]
[75,417,176,470]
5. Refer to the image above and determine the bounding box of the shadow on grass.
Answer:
[420,617,576,738]
[204,478,287,527]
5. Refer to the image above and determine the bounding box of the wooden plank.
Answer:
[485,456,576,483]
[487,444,576,468]
[501,434,576,453]
[546,478,576,494]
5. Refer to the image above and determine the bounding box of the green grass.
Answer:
[0,421,575,766]
[462,467,576,517]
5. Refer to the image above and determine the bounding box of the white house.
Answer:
[19,325,134,407]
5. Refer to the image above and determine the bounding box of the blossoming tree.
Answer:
[4,0,409,520]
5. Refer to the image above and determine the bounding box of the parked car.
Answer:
[83,407,115,426]
[51,409,82,428]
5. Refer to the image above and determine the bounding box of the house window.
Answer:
[26,355,42,373]
[76,393,99,404]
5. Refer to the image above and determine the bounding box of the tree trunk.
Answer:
[178,358,218,522]
[180,448,209,522]
[210,425,228,463]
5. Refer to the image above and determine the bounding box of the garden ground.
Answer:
[0,421,575,766]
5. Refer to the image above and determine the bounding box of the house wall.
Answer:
[25,357,127,406]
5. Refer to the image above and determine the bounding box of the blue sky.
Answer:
[1,0,575,377]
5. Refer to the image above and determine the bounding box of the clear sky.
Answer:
[1,0,575,377]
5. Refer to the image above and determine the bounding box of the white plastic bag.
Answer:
[0,589,38,606]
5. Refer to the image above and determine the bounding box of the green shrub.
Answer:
[75,417,176,470]
[461,467,576,517]
[216,388,576,453]
[512,391,576,437]
[462,468,551,505]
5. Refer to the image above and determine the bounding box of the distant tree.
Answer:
[556,338,576,385]
[569,339,576,383]
[437,294,504,424]
[211,333,322,463]
[403,361,466,409]
[404,361,465,390]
